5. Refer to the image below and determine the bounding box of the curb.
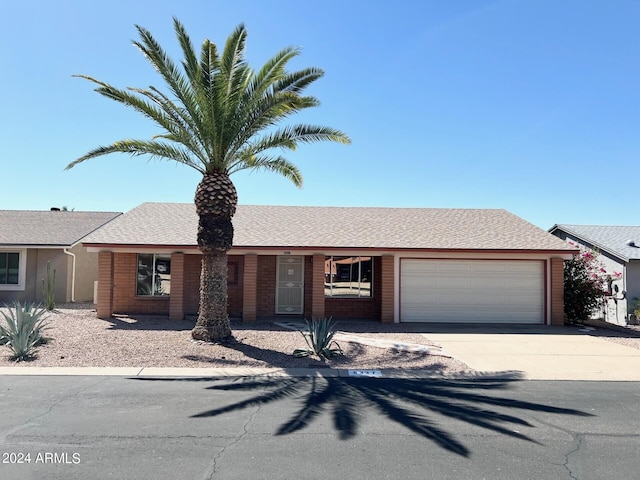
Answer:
[0,366,522,380]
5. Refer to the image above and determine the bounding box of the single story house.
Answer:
[0,209,121,305]
[550,224,640,325]
[83,203,576,325]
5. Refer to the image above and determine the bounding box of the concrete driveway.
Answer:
[425,325,640,381]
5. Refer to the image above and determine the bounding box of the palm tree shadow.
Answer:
[135,375,593,457]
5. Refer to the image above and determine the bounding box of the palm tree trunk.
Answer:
[191,172,237,342]
[192,250,231,340]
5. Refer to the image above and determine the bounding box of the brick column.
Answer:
[550,257,565,326]
[169,253,185,321]
[380,255,395,323]
[96,251,114,319]
[312,254,326,319]
[242,254,258,322]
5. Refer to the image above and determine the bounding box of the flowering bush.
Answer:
[564,247,620,323]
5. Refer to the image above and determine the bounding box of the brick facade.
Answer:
[112,253,169,315]
[256,256,277,317]
[311,254,325,318]
[183,254,201,315]
[242,254,257,322]
[227,256,244,317]
[96,251,114,319]
[95,251,564,325]
[169,253,184,321]
[380,255,395,323]
[550,257,565,326]
[96,253,392,321]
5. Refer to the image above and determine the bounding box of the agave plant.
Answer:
[0,302,50,361]
[293,317,343,359]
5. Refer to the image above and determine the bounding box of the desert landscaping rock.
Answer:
[0,304,470,373]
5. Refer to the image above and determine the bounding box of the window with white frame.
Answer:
[324,256,372,298]
[0,250,26,290]
[136,254,171,296]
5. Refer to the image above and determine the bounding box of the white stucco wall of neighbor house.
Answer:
[594,252,627,326]
[624,261,640,319]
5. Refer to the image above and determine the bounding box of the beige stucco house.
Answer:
[83,203,576,325]
[0,209,121,305]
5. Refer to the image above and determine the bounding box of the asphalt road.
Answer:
[1,375,639,479]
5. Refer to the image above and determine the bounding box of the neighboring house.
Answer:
[0,209,121,305]
[550,224,640,325]
[83,203,576,325]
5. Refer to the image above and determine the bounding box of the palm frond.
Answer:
[249,125,351,153]
[133,24,194,110]
[217,25,253,161]
[228,154,303,187]
[143,85,210,160]
[225,92,321,161]
[274,67,324,94]
[248,47,300,97]
[173,17,199,84]
[68,20,349,186]
[134,22,209,146]
[67,140,204,172]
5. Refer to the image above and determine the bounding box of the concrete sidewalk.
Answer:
[426,326,640,381]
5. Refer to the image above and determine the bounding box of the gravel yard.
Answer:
[0,304,470,373]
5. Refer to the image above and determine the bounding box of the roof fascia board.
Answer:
[85,244,577,258]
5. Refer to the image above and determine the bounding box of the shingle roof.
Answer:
[82,202,574,252]
[0,210,121,247]
[551,224,640,261]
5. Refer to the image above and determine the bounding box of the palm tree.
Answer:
[66,18,350,341]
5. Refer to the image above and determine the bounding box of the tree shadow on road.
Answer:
[135,374,592,457]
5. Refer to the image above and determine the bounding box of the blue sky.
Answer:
[2,0,639,229]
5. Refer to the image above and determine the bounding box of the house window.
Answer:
[324,256,372,298]
[137,254,171,296]
[0,250,26,291]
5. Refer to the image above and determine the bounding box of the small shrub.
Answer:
[629,298,640,317]
[0,302,50,361]
[42,261,56,311]
[293,317,343,359]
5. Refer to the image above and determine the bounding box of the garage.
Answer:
[400,259,544,323]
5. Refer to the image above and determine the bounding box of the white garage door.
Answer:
[400,259,544,323]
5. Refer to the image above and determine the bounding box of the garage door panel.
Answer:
[400,259,544,324]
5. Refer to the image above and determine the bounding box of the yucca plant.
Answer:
[0,302,50,361]
[293,317,343,359]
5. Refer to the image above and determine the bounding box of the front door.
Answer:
[276,256,304,314]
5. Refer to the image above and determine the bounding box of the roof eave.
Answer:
[83,242,578,257]
[550,225,630,263]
